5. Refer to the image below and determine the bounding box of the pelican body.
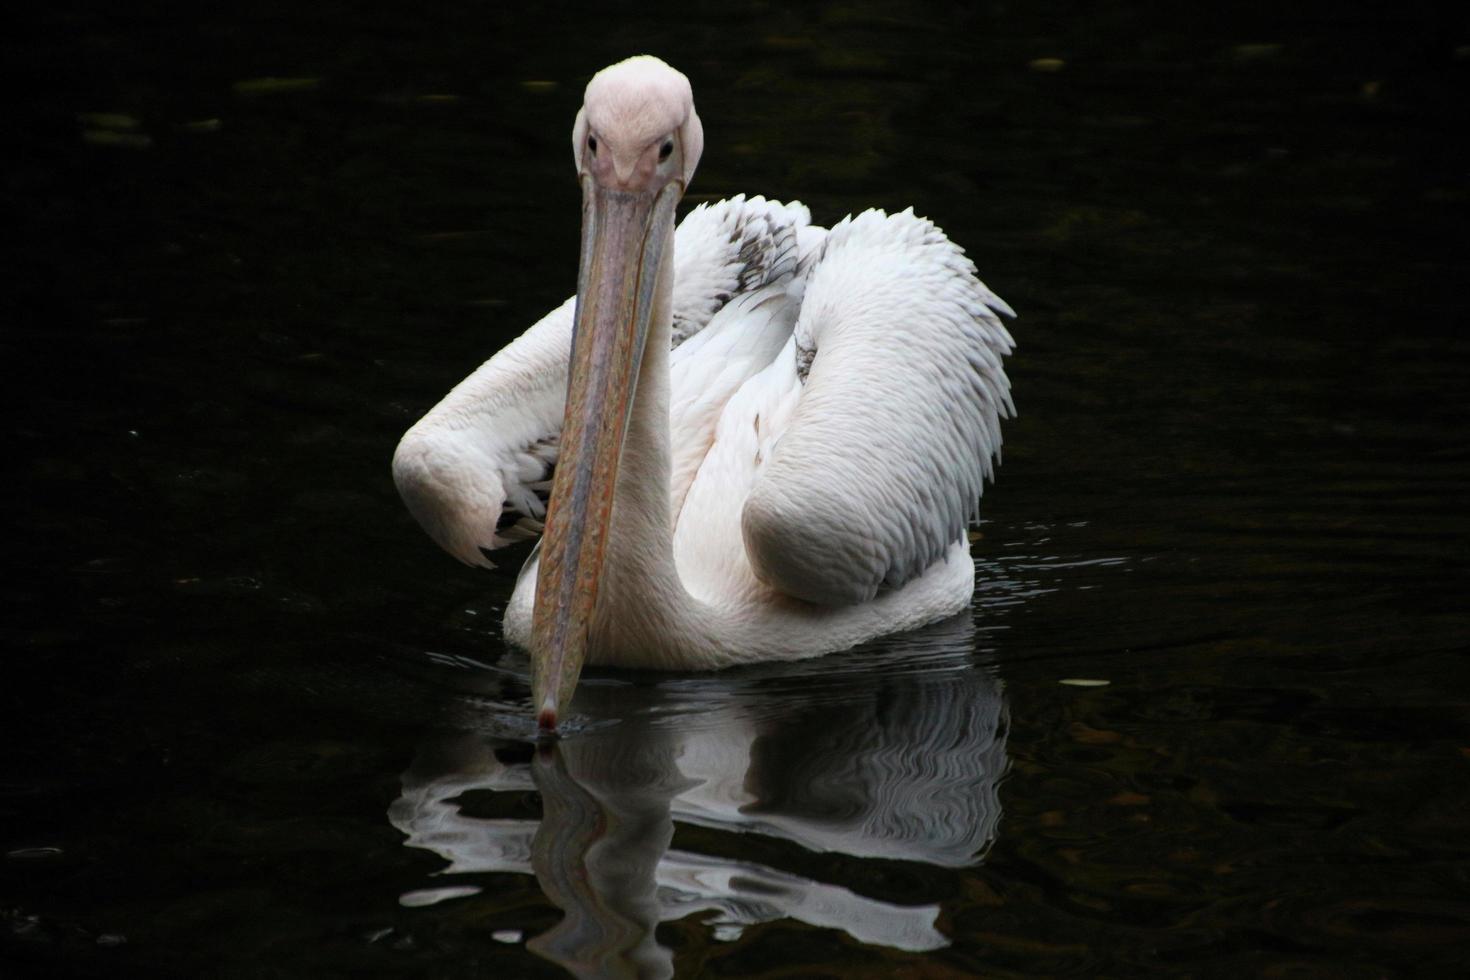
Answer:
[393,57,1016,728]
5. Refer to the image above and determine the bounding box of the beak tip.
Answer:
[537,697,559,733]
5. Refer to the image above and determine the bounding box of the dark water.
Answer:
[4,1,1469,976]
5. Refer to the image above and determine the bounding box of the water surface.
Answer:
[4,1,1468,976]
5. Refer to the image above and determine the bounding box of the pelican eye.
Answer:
[588,136,598,155]
[659,140,673,161]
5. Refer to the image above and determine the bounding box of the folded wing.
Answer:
[740,209,1016,605]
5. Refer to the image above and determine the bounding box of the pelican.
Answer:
[393,56,1016,729]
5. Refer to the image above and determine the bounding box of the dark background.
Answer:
[3,1,1469,976]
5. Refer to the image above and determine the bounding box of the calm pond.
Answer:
[4,1,1468,977]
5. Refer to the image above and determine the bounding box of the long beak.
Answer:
[530,175,679,731]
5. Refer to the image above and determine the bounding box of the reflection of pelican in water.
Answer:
[388,617,1008,975]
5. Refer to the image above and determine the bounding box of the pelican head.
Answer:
[530,57,704,731]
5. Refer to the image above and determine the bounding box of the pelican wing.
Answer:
[393,196,812,567]
[740,209,1015,605]
[393,298,572,567]
[670,195,810,347]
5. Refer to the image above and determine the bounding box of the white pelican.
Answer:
[393,56,1016,729]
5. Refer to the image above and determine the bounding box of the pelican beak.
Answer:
[530,173,680,731]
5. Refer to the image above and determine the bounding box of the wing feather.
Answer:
[393,299,572,566]
[741,209,1015,605]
